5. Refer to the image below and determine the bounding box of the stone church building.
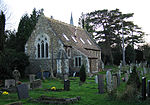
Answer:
[25,14,102,77]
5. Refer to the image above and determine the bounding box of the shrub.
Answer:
[0,49,29,80]
[127,66,141,89]
[79,64,86,83]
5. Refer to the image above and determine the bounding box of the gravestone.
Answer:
[64,74,69,81]
[112,76,117,89]
[116,73,120,86]
[102,63,104,70]
[124,73,129,82]
[12,68,21,82]
[95,75,98,84]
[127,70,129,75]
[137,71,141,79]
[98,74,104,94]
[148,80,150,97]
[29,74,35,83]
[30,79,42,89]
[143,67,147,74]
[64,80,70,91]
[118,70,121,77]
[5,79,15,88]
[119,61,122,71]
[141,71,144,76]
[16,84,29,100]
[129,65,132,73]
[142,77,146,100]
[106,71,112,92]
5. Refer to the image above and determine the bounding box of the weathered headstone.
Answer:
[5,79,15,88]
[112,76,117,89]
[124,73,129,82]
[142,77,146,100]
[102,63,104,70]
[127,70,129,75]
[29,74,35,83]
[30,79,42,89]
[12,68,21,82]
[118,70,121,77]
[137,71,141,79]
[143,67,147,74]
[147,80,150,97]
[119,61,122,71]
[95,75,98,84]
[141,71,144,76]
[64,74,69,81]
[64,80,70,91]
[16,84,29,100]
[129,64,132,73]
[106,71,112,92]
[98,74,104,94]
[116,73,120,86]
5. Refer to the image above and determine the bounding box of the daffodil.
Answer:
[51,87,56,90]
[2,91,9,95]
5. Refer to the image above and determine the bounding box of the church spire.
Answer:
[70,12,74,25]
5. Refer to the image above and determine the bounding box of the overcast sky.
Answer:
[3,0,150,43]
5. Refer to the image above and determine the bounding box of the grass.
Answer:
[1,75,150,105]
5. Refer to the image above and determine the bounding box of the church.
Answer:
[25,13,103,77]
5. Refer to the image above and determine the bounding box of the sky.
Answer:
[3,0,150,43]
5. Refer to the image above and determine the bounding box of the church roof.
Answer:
[45,16,100,58]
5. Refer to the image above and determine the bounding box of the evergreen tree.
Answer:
[127,66,141,89]
[125,44,135,64]
[79,64,86,83]
[15,8,43,52]
[79,9,144,65]
[0,11,5,53]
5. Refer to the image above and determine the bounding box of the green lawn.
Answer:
[1,76,150,105]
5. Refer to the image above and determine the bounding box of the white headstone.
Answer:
[144,67,147,74]
[29,74,35,83]
[5,79,16,88]
[106,71,112,92]
[95,75,98,84]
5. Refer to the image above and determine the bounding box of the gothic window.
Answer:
[74,56,82,67]
[35,34,49,59]
[38,44,40,58]
[46,43,48,58]
[41,42,44,58]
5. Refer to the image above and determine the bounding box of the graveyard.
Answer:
[0,65,150,105]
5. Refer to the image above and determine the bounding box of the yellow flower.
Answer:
[51,87,56,90]
[2,91,9,95]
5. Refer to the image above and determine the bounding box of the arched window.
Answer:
[38,44,40,58]
[35,34,49,59]
[46,43,48,58]
[41,41,44,58]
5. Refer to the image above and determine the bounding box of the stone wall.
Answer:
[25,15,100,75]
